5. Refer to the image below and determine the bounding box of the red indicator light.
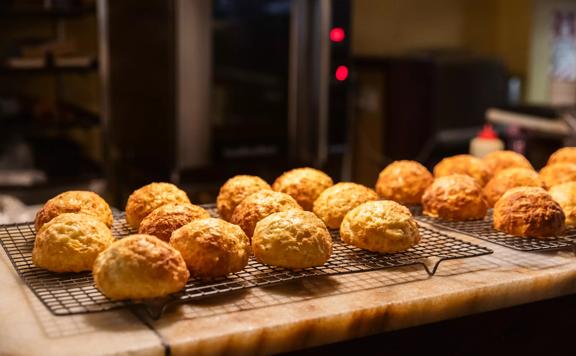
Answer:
[335,65,348,81]
[330,27,346,42]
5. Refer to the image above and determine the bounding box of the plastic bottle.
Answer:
[470,124,504,158]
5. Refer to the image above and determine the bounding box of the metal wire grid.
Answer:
[0,211,492,319]
[416,213,576,253]
[0,222,129,314]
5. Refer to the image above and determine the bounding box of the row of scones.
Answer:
[31,167,420,301]
[372,148,576,238]
[30,147,576,301]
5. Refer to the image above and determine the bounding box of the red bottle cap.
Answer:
[478,124,498,139]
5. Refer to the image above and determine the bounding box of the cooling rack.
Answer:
[0,207,492,319]
[416,213,576,253]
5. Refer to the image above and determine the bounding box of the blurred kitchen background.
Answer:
[1,0,576,217]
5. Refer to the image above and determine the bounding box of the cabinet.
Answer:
[0,0,102,204]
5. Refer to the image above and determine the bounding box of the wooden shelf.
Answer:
[0,62,98,75]
[0,6,95,19]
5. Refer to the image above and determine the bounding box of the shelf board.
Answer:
[0,62,98,75]
[1,109,101,133]
[1,119,100,132]
[0,6,96,19]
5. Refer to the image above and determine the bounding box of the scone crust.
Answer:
[313,182,379,229]
[483,168,544,207]
[340,200,420,253]
[35,191,113,231]
[493,187,565,237]
[125,182,191,229]
[170,218,250,278]
[138,203,210,242]
[216,175,272,221]
[252,210,332,269]
[230,190,302,237]
[422,174,488,220]
[549,181,576,227]
[93,234,189,300]
[433,154,490,186]
[539,163,576,189]
[272,167,333,210]
[375,160,433,204]
[483,150,533,176]
[33,213,114,272]
[548,147,576,165]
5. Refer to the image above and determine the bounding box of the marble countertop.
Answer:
[1,222,575,355]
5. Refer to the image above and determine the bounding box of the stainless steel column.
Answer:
[288,0,332,167]
[175,0,212,172]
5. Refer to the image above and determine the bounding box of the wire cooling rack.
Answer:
[416,213,576,253]
[0,208,492,319]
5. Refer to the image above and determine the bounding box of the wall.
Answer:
[352,0,532,82]
[462,0,531,77]
[351,0,465,56]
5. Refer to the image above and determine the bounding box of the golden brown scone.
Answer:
[482,150,533,176]
[272,167,333,210]
[170,218,250,278]
[216,175,272,221]
[313,182,379,229]
[230,190,303,237]
[422,174,488,221]
[32,213,114,273]
[375,160,433,204]
[138,203,210,242]
[93,234,189,300]
[340,200,420,253]
[125,182,191,229]
[547,147,576,165]
[493,187,565,237]
[34,191,113,231]
[252,210,332,269]
[549,182,576,227]
[483,168,544,207]
[433,154,490,186]
[539,163,576,189]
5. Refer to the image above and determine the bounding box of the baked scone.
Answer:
[493,187,565,237]
[32,213,114,273]
[422,174,488,220]
[138,203,210,242]
[547,147,576,165]
[549,182,576,227]
[483,168,544,207]
[93,234,189,300]
[482,150,533,176]
[313,182,379,229]
[539,163,576,189]
[230,190,303,237]
[433,154,490,186]
[252,210,332,269]
[272,167,333,210]
[170,218,250,278]
[125,182,191,229]
[375,160,433,204]
[216,175,272,221]
[340,200,420,253]
[35,191,113,231]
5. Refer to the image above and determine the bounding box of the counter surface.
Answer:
[1,222,575,355]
